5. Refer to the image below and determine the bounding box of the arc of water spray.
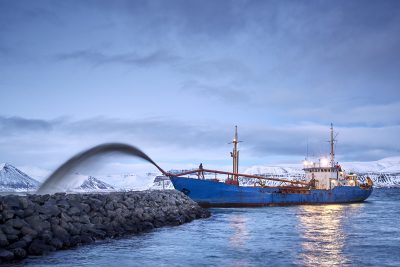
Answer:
[37,143,168,194]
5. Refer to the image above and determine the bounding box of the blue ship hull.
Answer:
[170,176,373,207]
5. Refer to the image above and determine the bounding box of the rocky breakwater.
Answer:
[0,190,210,262]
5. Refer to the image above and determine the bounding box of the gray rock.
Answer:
[56,199,70,209]
[21,226,38,237]
[0,232,9,247]
[39,230,53,242]
[15,209,25,218]
[135,207,144,215]
[0,190,210,263]
[80,223,94,233]
[80,234,94,244]
[71,215,80,222]
[6,234,19,243]
[11,247,26,259]
[67,206,81,216]
[89,198,103,210]
[38,204,60,217]
[69,235,81,246]
[70,223,81,235]
[79,214,90,224]
[142,222,154,230]
[109,209,119,218]
[8,240,27,249]
[23,207,36,217]
[50,217,60,226]
[63,222,79,235]
[86,228,106,239]
[25,215,50,232]
[30,194,49,205]
[3,195,21,209]
[52,225,70,243]
[105,202,114,210]
[3,210,14,220]
[91,216,103,225]
[5,217,28,229]
[1,225,18,235]
[60,212,72,223]
[52,193,65,202]
[22,234,34,244]
[114,202,126,209]
[40,194,50,203]
[28,239,53,255]
[18,198,30,209]
[49,238,63,249]
[0,249,14,261]
[81,203,90,213]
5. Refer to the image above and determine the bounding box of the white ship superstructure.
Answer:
[302,124,366,190]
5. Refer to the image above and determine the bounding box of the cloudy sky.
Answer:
[1,0,399,179]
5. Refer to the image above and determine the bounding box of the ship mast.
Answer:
[330,123,336,168]
[230,126,241,182]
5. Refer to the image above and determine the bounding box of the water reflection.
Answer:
[228,215,250,267]
[296,204,361,266]
[229,215,249,249]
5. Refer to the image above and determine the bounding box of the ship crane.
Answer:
[169,126,310,188]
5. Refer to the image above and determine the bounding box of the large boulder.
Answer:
[2,195,21,210]
[11,247,26,259]
[37,204,60,217]
[28,239,53,255]
[5,217,28,229]
[52,225,70,244]
[67,206,81,216]
[0,232,8,247]
[25,215,50,232]
[0,249,14,261]
[8,240,27,249]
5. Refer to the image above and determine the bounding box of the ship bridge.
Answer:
[302,124,358,190]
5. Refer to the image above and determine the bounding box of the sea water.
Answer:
[14,189,400,267]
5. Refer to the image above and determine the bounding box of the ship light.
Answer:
[320,157,329,167]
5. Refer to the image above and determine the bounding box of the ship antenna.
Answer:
[306,138,309,160]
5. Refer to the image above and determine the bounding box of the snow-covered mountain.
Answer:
[0,163,41,192]
[342,156,400,173]
[74,175,115,192]
[243,157,400,188]
[0,164,115,193]
[343,157,400,188]
[105,172,158,191]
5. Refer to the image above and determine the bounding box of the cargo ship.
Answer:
[168,125,373,207]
